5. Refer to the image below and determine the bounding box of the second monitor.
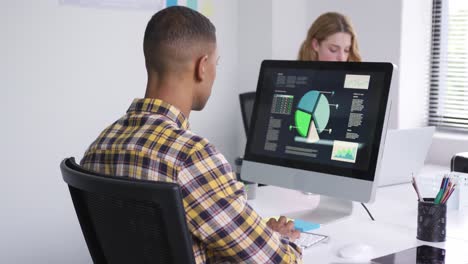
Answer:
[241,60,394,204]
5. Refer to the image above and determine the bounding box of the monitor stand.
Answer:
[290,193,353,224]
[249,186,354,225]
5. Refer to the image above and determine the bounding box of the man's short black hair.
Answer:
[143,6,216,74]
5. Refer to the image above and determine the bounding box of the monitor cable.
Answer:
[360,203,375,221]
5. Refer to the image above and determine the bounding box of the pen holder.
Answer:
[417,246,445,262]
[417,198,446,242]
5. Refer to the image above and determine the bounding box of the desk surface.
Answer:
[248,164,468,263]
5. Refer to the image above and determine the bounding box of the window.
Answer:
[429,0,468,131]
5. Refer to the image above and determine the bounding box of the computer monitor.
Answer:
[241,60,394,205]
[378,127,435,187]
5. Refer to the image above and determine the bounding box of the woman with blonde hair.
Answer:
[298,12,361,62]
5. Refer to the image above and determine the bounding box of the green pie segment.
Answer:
[295,110,311,137]
[295,91,330,140]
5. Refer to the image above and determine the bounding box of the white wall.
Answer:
[238,0,272,95]
[0,1,238,263]
[272,0,309,60]
[399,0,432,130]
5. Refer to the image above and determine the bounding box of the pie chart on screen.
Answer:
[294,90,330,143]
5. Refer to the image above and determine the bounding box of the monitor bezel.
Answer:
[243,60,394,182]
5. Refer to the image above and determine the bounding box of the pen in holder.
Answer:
[417,198,446,242]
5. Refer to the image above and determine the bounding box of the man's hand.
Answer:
[266,216,301,241]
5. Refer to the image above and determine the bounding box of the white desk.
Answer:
[248,165,468,263]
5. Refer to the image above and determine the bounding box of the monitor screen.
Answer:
[242,60,393,202]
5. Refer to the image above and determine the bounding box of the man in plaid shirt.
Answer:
[81,6,302,263]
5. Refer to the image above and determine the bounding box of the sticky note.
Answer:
[166,0,177,7]
[263,216,320,232]
[187,0,197,10]
[201,0,214,17]
[293,219,320,232]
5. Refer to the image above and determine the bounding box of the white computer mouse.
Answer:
[337,243,374,259]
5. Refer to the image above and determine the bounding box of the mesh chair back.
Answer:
[61,158,195,264]
[239,91,256,136]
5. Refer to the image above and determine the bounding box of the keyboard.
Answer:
[294,232,328,249]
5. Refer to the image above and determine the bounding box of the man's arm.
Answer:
[177,143,302,263]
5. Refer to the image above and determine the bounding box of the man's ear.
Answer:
[311,38,320,52]
[195,55,209,82]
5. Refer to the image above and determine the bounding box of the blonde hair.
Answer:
[298,12,361,62]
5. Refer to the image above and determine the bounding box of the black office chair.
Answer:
[239,91,256,136]
[60,157,195,264]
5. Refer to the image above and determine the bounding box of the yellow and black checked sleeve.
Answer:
[177,142,303,264]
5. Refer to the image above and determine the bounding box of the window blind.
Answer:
[429,0,468,131]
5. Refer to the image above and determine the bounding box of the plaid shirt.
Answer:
[81,98,302,263]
